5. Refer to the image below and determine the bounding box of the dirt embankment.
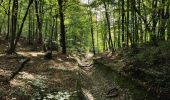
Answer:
[94,43,170,100]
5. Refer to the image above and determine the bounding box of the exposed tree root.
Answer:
[9,58,30,81]
[106,88,119,98]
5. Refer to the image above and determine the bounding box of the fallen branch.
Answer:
[9,58,30,81]
[106,88,119,98]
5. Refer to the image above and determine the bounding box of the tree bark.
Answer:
[122,0,125,45]
[28,9,32,45]
[7,0,18,54]
[58,0,66,54]
[14,0,34,51]
[103,1,114,52]
[6,0,11,40]
[90,10,96,55]
[34,0,43,43]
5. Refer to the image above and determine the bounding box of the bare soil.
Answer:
[0,37,79,99]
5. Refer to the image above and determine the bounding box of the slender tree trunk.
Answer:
[138,0,143,43]
[131,0,135,46]
[142,0,147,42]
[103,1,114,52]
[58,0,66,54]
[102,17,107,51]
[134,0,139,44]
[152,0,158,35]
[6,0,11,40]
[55,13,58,41]
[49,0,54,54]
[17,1,22,31]
[0,15,5,35]
[45,19,48,39]
[35,0,43,43]
[14,0,34,49]
[118,0,121,48]
[28,9,32,45]
[96,14,99,53]
[32,15,36,48]
[7,0,18,54]
[39,0,44,43]
[167,19,170,40]
[55,13,59,51]
[159,0,169,40]
[90,10,96,55]
[122,0,125,46]
[126,0,130,46]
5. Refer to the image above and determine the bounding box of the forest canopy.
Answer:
[0,0,170,54]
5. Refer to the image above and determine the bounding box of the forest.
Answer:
[0,0,170,99]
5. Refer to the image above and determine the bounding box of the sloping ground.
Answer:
[79,63,159,100]
[95,41,170,100]
[79,65,131,100]
[0,36,82,99]
[0,49,79,99]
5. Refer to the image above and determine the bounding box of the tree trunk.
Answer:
[6,0,11,40]
[58,0,66,54]
[55,13,58,41]
[28,9,32,45]
[118,0,121,48]
[0,16,5,35]
[103,1,114,52]
[159,1,169,40]
[7,0,18,54]
[55,13,59,51]
[96,14,99,53]
[122,0,125,46]
[126,0,130,46]
[35,0,43,43]
[13,0,34,51]
[90,10,96,55]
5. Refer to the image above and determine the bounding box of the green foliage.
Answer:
[120,41,170,90]
[0,0,170,53]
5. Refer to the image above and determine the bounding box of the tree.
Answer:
[58,0,66,54]
[103,1,114,52]
[7,0,33,54]
[89,9,96,54]
[34,0,43,43]
[7,0,18,54]
[5,0,11,40]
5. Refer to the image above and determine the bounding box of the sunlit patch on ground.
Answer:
[0,54,5,57]
[17,72,35,80]
[0,69,12,77]
[10,79,27,88]
[44,91,77,99]
[17,52,45,57]
[85,52,94,60]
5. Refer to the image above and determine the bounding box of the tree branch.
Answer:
[133,5,151,32]
[0,3,8,15]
